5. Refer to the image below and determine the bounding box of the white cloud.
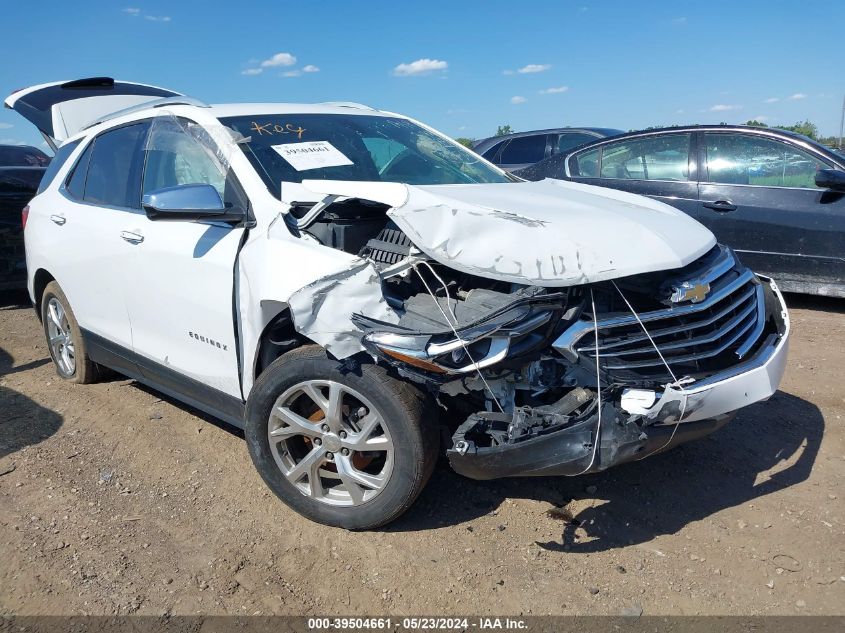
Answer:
[709,104,742,112]
[261,52,297,68]
[676,109,685,114]
[787,93,807,100]
[539,86,569,95]
[510,96,527,105]
[125,8,170,22]
[764,97,780,104]
[243,60,318,77]
[393,58,448,76]
[751,115,771,122]
[0,138,25,146]
[0,123,12,129]
[518,64,551,74]
[672,17,687,25]
[502,70,515,76]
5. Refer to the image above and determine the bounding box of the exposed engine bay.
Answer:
[284,187,790,479]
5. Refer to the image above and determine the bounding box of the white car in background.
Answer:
[6,78,790,529]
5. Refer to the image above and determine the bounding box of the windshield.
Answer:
[220,113,510,196]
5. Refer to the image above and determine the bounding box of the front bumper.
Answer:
[447,276,790,480]
[637,275,789,425]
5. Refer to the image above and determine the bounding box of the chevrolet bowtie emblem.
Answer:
[670,281,711,304]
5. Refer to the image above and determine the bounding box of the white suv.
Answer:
[7,78,790,529]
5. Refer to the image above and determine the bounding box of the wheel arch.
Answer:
[32,268,56,321]
[251,303,308,386]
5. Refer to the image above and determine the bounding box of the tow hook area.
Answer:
[446,401,736,480]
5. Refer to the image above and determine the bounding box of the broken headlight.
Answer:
[363,310,554,375]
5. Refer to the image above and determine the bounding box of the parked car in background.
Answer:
[0,144,50,289]
[472,127,623,172]
[8,78,790,529]
[516,125,845,298]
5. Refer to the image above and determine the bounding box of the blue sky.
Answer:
[2,1,843,151]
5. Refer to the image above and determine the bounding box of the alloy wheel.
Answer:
[267,380,394,506]
[46,297,76,376]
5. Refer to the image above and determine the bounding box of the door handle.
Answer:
[120,231,144,244]
[50,214,66,226]
[703,200,737,213]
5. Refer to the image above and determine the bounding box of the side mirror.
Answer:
[815,168,845,192]
[142,184,244,222]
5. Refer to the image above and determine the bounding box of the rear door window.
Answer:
[499,135,548,165]
[599,134,691,181]
[704,133,829,188]
[82,122,150,209]
[555,132,597,154]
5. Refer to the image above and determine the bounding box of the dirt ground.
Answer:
[0,289,843,617]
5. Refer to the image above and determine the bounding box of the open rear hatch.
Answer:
[4,77,181,148]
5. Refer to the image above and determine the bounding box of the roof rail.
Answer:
[319,101,377,111]
[83,96,210,131]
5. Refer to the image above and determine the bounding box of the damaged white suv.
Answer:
[8,78,790,529]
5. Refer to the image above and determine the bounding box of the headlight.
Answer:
[363,310,553,374]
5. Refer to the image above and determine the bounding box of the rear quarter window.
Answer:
[481,140,505,162]
[499,135,547,165]
[570,147,601,178]
[64,141,93,200]
[35,140,81,195]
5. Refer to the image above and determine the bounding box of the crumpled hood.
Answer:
[302,178,716,287]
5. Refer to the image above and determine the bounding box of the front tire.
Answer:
[41,281,99,384]
[245,346,438,529]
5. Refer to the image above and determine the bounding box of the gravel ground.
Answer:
[1,289,843,616]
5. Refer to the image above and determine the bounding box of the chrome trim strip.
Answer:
[591,284,757,352]
[601,269,754,328]
[604,306,759,370]
[553,268,756,361]
[589,294,759,358]
[735,248,845,263]
[674,246,735,289]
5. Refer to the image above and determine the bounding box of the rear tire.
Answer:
[245,345,438,529]
[41,281,99,384]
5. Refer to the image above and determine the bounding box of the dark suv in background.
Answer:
[472,127,623,172]
[0,144,50,289]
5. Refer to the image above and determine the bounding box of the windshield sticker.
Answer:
[272,141,354,171]
[249,121,306,139]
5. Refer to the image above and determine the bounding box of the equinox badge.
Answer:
[670,281,711,304]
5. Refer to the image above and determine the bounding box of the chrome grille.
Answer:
[554,246,768,382]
